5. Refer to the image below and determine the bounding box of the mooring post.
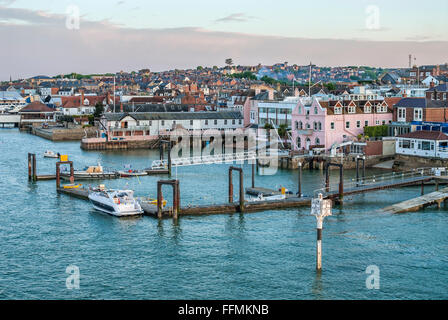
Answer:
[28,153,32,181]
[69,162,74,184]
[239,169,244,212]
[167,142,172,176]
[228,167,233,203]
[325,165,330,193]
[356,156,360,187]
[32,153,37,182]
[421,180,425,196]
[251,162,255,188]
[157,182,163,219]
[159,143,164,161]
[436,180,439,192]
[362,156,366,183]
[176,180,180,217]
[339,166,344,201]
[172,183,178,220]
[56,162,61,189]
[298,162,302,197]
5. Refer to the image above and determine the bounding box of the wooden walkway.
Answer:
[57,187,310,218]
[383,187,448,214]
[322,175,434,199]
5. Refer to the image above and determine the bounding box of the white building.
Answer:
[257,97,297,128]
[396,131,448,159]
[102,111,244,138]
[0,91,26,113]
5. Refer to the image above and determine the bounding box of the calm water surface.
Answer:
[0,130,447,299]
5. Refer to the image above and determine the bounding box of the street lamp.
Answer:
[311,193,332,271]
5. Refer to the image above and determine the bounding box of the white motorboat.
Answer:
[88,187,143,217]
[44,150,59,158]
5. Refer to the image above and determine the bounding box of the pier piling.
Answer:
[157,179,180,219]
[298,162,302,197]
[229,166,244,212]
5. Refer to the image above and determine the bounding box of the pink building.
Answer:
[291,98,393,151]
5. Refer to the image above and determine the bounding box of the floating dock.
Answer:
[383,187,448,214]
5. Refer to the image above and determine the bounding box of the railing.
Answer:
[151,151,268,169]
[313,167,448,197]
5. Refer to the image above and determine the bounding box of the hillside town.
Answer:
[2,60,448,166]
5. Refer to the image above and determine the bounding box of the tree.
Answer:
[94,102,104,118]
[197,66,203,70]
[263,123,274,130]
[225,58,234,67]
[325,82,336,91]
[277,124,288,138]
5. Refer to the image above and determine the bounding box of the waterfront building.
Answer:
[18,101,56,126]
[0,91,26,113]
[395,130,448,159]
[389,96,448,136]
[100,111,244,139]
[291,97,394,151]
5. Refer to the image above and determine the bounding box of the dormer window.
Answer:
[348,106,356,113]
[364,106,371,113]
[334,107,342,114]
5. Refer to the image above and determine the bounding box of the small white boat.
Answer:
[88,187,143,217]
[248,193,287,202]
[118,169,148,177]
[44,150,59,158]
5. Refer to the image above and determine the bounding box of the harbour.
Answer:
[1,130,448,299]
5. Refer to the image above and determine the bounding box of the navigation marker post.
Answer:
[311,193,332,271]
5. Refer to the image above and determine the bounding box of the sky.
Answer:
[1,0,447,80]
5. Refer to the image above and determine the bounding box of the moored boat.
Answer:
[60,163,119,180]
[88,187,143,217]
[44,150,60,158]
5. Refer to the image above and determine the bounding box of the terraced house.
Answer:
[291,97,395,151]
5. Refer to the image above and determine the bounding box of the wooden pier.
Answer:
[383,187,448,214]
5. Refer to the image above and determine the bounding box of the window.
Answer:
[376,120,380,125]
[400,139,411,149]
[313,122,317,130]
[149,120,152,126]
[346,121,350,129]
[224,120,228,125]
[161,120,165,126]
[348,106,356,113]
[306,123,310,129]
[414,108,423,121]
[239,119,242,125]
[314,107,318,114]
[295,121,298,130]
[315,137,320,145]
[331,122,335,129]
[214,119,217,125]
[205,120,208,125]
[365,120,368,127]
[232,119,235,125]
[318,122,322,131]
[398,108,406,121]
[334,107,342,114]
[364,106,371,113]
[190,120,194,125]
[299,121,303,129]
[356,121,361,128]
[296,137,301,148]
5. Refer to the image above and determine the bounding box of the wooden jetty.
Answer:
[245,187,283,197]
[383,187,448,214]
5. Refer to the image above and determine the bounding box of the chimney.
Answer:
[120,102,123,113]
[430,81,435,88]
[106,91,111,104]
[81,90,85,105]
